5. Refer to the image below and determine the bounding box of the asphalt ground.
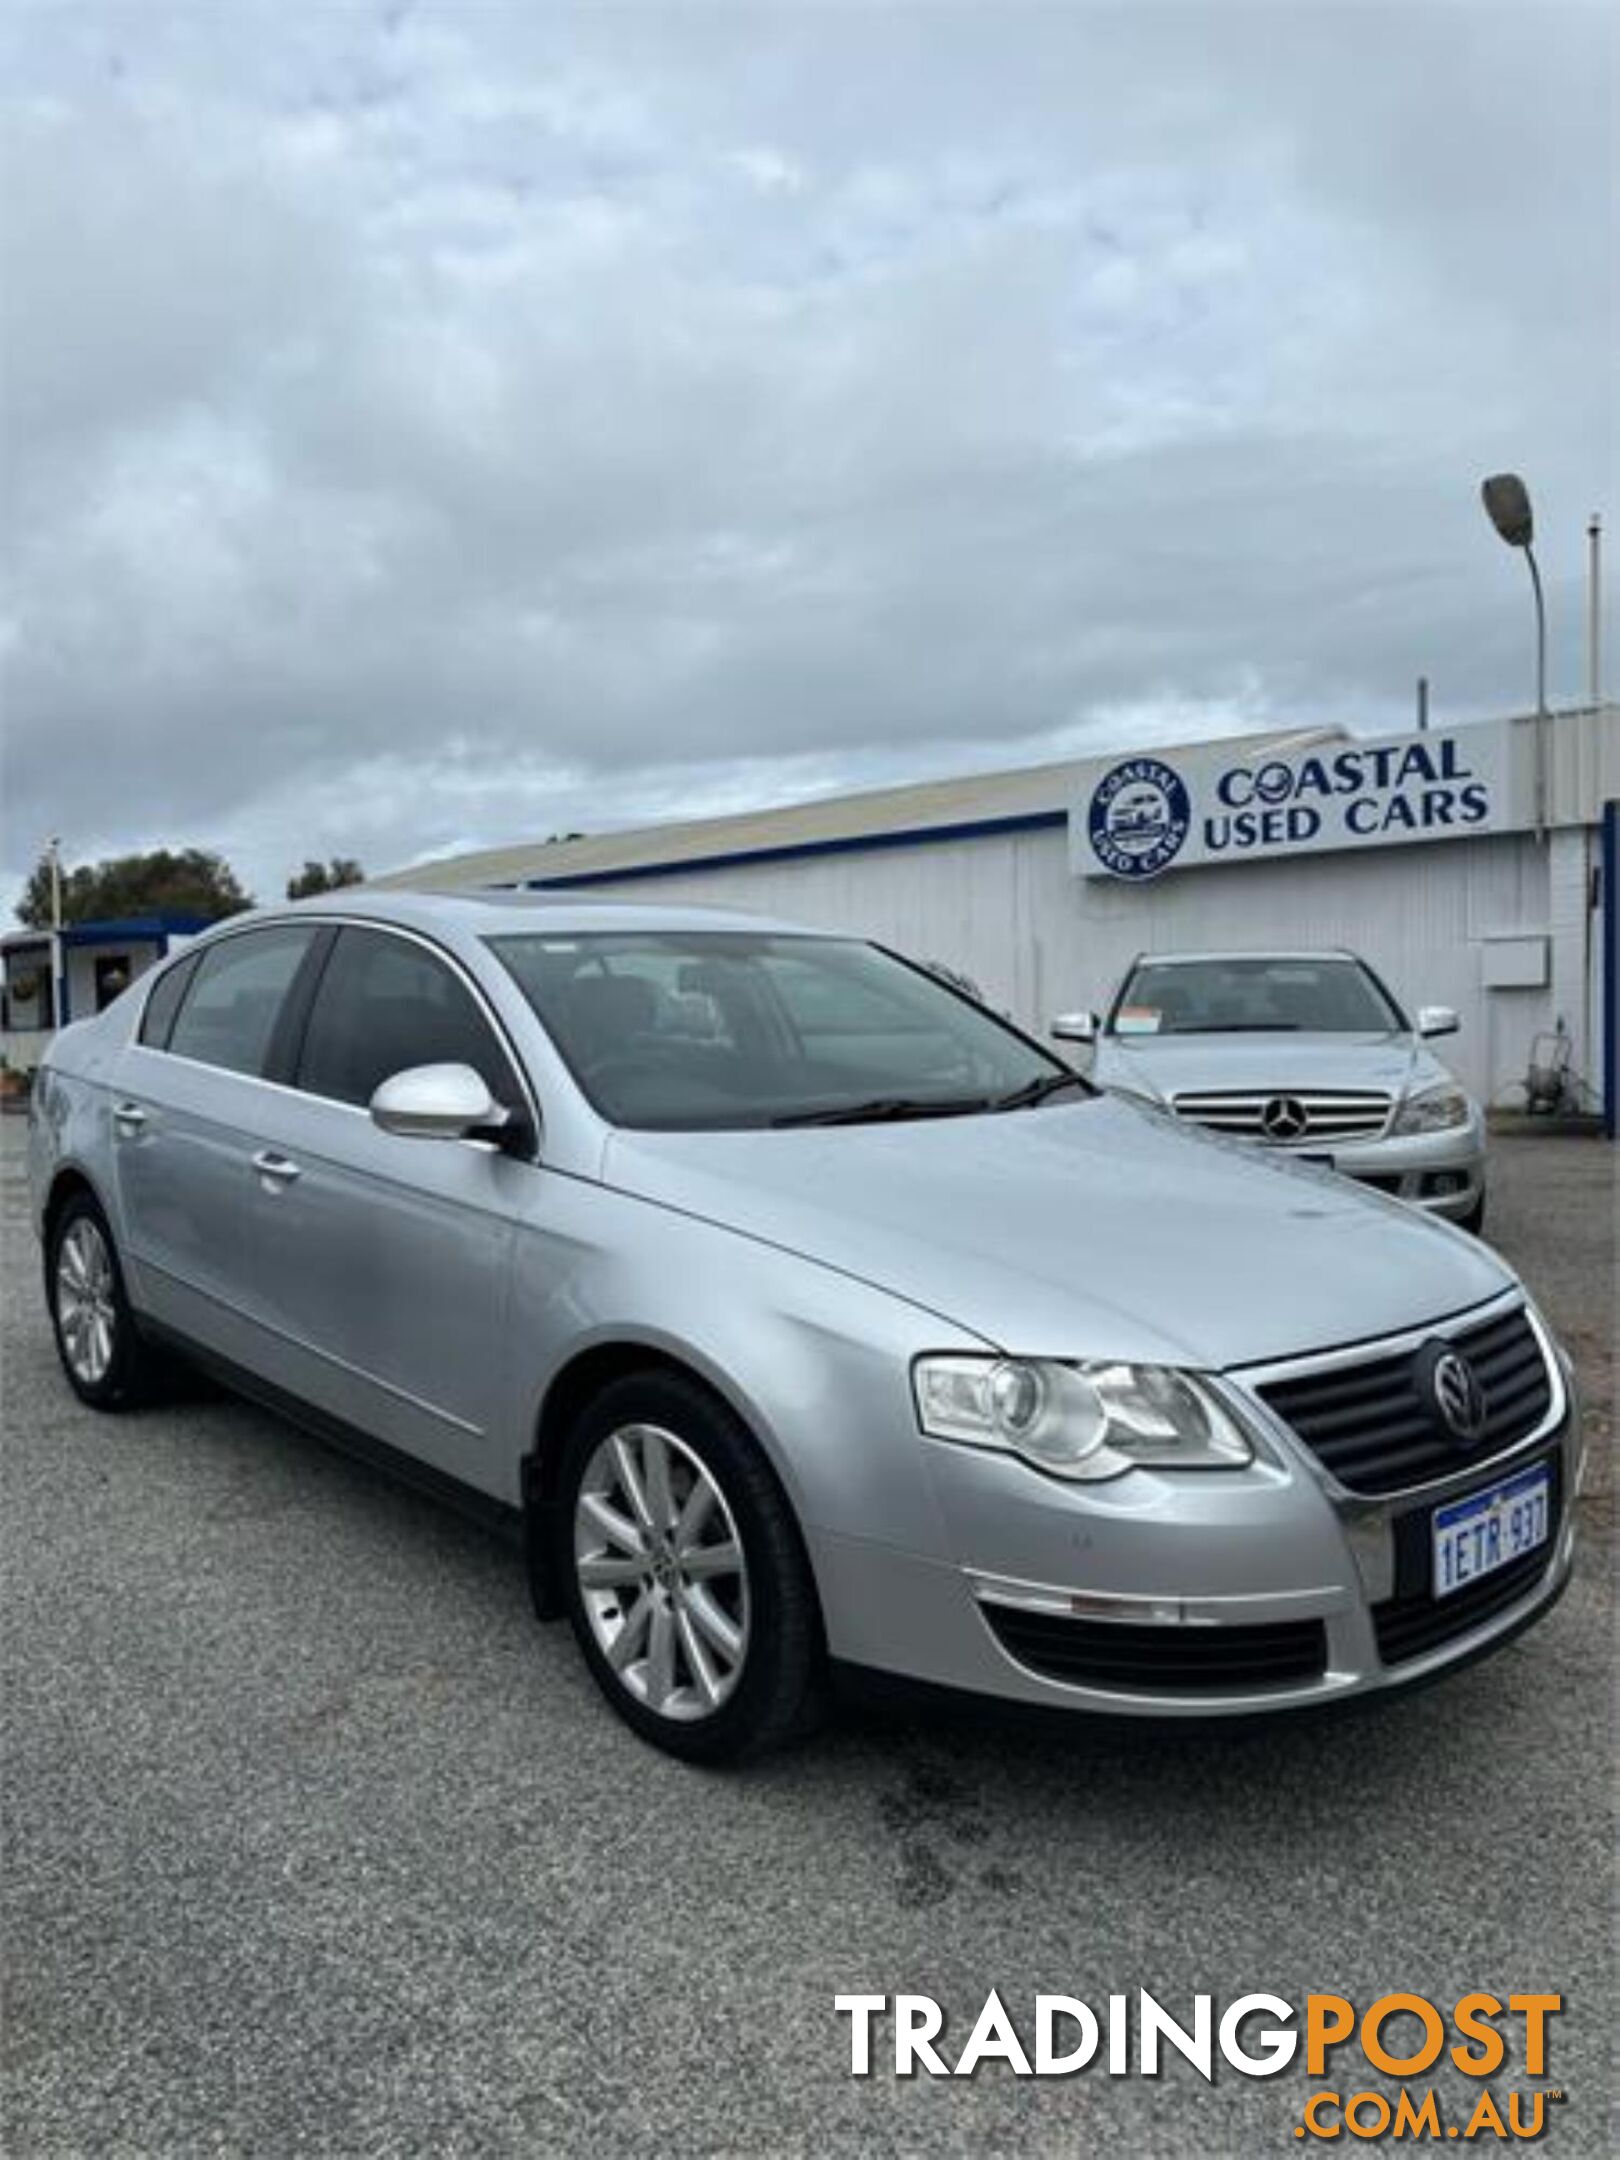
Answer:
[2,1120,1614,2157]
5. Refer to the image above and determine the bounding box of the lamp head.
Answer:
[1482,473,1534,549]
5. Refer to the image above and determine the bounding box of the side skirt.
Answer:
[141,1317,525,1548]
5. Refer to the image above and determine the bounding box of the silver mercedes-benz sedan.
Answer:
[29,892,1576,1760]
[1061,949,1488,1229]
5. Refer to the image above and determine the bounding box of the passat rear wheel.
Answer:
[559,1371,825,1762]
[46,1191,164,1409]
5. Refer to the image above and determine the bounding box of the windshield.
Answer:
[488,931,1086,1129]
[1111,957,1404,1037]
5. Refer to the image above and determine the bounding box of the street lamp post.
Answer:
[1481,472,1550,834]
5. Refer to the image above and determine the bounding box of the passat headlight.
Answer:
[1391,1081,1471,1135]
[912,1355,1252,1480]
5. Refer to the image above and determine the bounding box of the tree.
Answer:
[286,857,365,900]
[15,847,252,930]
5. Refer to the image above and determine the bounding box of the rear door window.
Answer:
[295,927,520,1109]
[165,928,317,1078]
[137,951,202,1050]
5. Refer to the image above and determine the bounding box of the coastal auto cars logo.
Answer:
[1088,758,1191,879]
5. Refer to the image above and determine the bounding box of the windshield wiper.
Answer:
[989,1071,1093,1111]
[770,1093,994,1128]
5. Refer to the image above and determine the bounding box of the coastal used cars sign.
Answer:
[1072,722,1527,882]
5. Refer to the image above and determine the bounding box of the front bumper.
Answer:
[808,1301,1578,1718]
[1151,1094,1488,1220]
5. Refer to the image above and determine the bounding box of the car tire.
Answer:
[45,1190,165,1410]
[557,1368,826,1763]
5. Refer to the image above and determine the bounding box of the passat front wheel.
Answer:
[559,1370,825,1762]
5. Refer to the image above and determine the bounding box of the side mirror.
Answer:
[1050,1011,1100,1044]
[1416,1006,1459,1039]
[370,1063,512,1141]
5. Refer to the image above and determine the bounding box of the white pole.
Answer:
[1586,515,1605,1089]
[47,838,63,1032]
[1590,513,1604,708]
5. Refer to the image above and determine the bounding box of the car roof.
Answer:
[257,887,831,940]
[1130,948,1366,967]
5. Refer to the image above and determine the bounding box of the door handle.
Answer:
[251,1149,302,1188]
[113,1101,149,1135]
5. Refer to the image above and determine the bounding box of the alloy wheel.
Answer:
[573,1422,751,1722]
[55,1217,118,1387]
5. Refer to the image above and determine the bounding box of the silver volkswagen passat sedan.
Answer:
[1062,950,1487,1229]
[30,893,1576,1760]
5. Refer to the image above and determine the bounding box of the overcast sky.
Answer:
[2,1,1614,909]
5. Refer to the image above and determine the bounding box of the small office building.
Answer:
[1,915,211,1073]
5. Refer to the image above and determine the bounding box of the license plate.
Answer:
[1431,1464,1552,1599]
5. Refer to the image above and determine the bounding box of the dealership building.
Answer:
[388,702,1609,1126]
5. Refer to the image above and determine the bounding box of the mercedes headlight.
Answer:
[1391,1082,1470,1135]
[912,1356,1252,1481]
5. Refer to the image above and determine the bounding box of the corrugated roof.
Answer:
[374,725,1323,892]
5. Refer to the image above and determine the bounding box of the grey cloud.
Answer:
[1,1,1612,902]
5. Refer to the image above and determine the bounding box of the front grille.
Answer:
[1373,1453,1561,1665]
[982,1606,1328,1693]
[1170,1088,1391,1143]
[1255,1305,1554,1496]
